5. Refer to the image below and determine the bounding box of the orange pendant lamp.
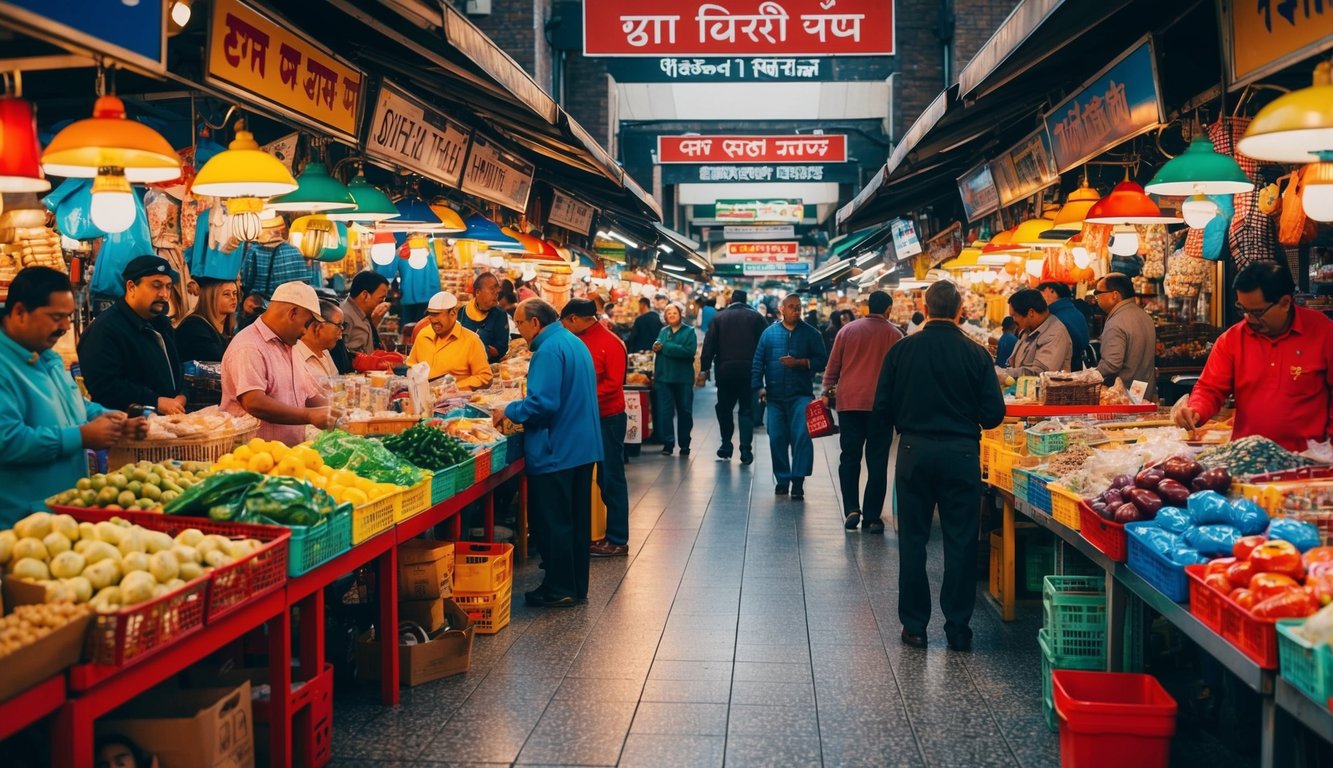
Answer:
[41,95,181,183]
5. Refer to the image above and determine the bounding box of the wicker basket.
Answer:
[107,425,259,468]
[1040,378,1101,406]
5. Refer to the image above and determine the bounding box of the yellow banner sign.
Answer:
[1229,1,1333,87]
[206,0,364,139]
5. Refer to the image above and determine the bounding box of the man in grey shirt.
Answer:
[340,271,390,356]
[997,288,1072,381]
[1094,272,1157,401]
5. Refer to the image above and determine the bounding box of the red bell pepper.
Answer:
[1204,572,1233,594]
[1250,589,1319,620]
[1248,540,1305,581]
[1225,560,1255,590]
[1233,535,1267,561]
[1205,557,1236,577]
[1304,547,1333,569]
[1249,572,1302,602]
[1307,569,1333,606]
[1231,588,1257,610]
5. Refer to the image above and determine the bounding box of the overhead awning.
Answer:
[804,257,855,287]
[653,223,710,273]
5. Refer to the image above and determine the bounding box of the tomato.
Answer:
[1251,589,1319,620]
[1234,535,1268,561]
[1249,540,1305,580]
[1308,570,1333,606]
[1225,560,1256,590]
[1304,547,1333,568]
[1249,572,1302,602]
[1204,572,1233,594]
[1232,588,1257,610]
[1205,557,1237,577]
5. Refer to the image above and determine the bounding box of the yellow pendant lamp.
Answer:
[193,121,298,198]
[42,95,181,183]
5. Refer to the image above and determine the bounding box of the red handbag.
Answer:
[805,398,838,438]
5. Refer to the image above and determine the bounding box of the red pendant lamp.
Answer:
[1083,181,1181,224]
[0,96,48,192]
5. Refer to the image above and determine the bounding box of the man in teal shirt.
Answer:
[0,267,138,525]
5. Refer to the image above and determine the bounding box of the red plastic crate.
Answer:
[1185,564,1225,634]
[1053,670,1176,768]
[1184,565,1279,668]
[1078,504,1128,562]
[474,447,493,483]
[87,574,209,667]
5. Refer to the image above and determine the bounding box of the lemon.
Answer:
[247,452,276,474]
[319,465,336,478]
[246,437,267,452]
[269,443,291,462]
[293,446,323,470]
[274,457,304,477]
[331,470,359,488]
[233,445,254,462]
[304,470,328,487]
[343,487,368,505]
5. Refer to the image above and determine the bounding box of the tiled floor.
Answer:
[330,389,1219,767]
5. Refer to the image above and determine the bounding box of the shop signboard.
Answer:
[658,134,847,164]
[548,189,597,235]
[608,56,892,82]
[716,200,803,224]
[0,0,165,72]
[1224,0,1333,88]
[990,127,1059,206]
[716,240,799,263]
[662,163,856,184]
[206,0,365,142]
[890,218,922,260]
[957,162,1000,222]
[925,221,963,269]
[365,80,471,189]
[1042,38,1162,173]
[583,0,895,57]
[723,224,795,240]
[742,255,810,275]
[460,134,535,213]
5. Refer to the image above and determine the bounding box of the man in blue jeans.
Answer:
[752,294,826,499]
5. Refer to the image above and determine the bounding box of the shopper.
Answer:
[906,311,925,336]
[459,272,510,362]
[221,281,340,445]
[873,280,1005,651]
[175,277,238,363]
[295,300,343,382]
[237,291,266,330]
[501,298,602,607]
[406,291,492,389]
[697,295,717,334]
[1173,261,1333,451]
[1038,281,1092,371]
[1093,273,1157,400]
[0,267,146,525]
[997,288,1073,381]
[340,271,390,356]
[560,298,630,558]
[653,302,697,456]
[823,290,902,532]
[752,294,827,499]
[627,296,663,353]
[78,255,186,415]
[700,289,768,464]
[995,316,1019,367]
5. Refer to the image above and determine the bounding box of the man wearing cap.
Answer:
[406,291,492,390]
[460,272,511,363]
[221,281,340,445]
[78,255,187,414]
[560,298,630,558]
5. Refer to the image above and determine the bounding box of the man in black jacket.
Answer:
[78,255,186,414]
[700,289,768,464]
[626,296,663,353]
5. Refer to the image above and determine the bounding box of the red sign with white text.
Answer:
[725,241,799,259]
[583,0,895,57]
[658,134,847,164]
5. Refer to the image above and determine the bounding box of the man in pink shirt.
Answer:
[822,290,903,533]
[221,281,339,445]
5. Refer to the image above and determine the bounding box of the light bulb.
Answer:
[1110,229,1139,256]
[408,247,429,269]
[370,238,396,265]
[170,0,192,28]
[1303,183,1333,222]
[1025,258,1044,278]
[1071,246,1091,269]
[226,196,264,242]
[292,220,333,259]
[90,167,136,233]
[1181,195,1219,229]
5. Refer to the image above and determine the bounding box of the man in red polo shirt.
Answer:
[1174,262,1333,451]
[561,298,631,556]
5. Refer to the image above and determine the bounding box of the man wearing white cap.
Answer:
[221,281,340,445]
[406,291,492,390]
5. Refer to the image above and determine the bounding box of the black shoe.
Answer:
[791,481,804,500]
[947,634,973,653]
[681,448,691,456]
[717,445,733,460]
[740,450,753,465]
[844,511,861,530]
[775,484,789,496]
[525,589,575,608]
[901,629,928,649]
[864,520,885,534]
[660,446,674,456]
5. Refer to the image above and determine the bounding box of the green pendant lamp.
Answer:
[328,172,400,221]
[267,161,355,212]
[1145,137,1254,196]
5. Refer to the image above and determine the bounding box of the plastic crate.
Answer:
[473,446,493,483]
[1043,575,1106,662]
[1027,472,1056,515]
[1053,670,1177,768]
[395,476,432,523]
[1185,565,1279,668]
[452,457,476,496]
[107,426,258,469]
[980,439,1000,479]
[453,542,514,593]
[1026,428,1069,456]
[491,439,508,471]
[982,425,1004,444]
[85,574,209,667]
[1049,484,1084,531]
[453,583,511,634]
[991,447,1021,493]
[431,464,456,507]
[1013,467,1031,504]
[285,508,353,577]
[1025,542,1055,595]
[1277,619,1333,705]
[1124,523,1189,601]
[352,489,399,545]
[1080,504,1129,562]
[1039,630,1059,732]
[1185,564,1226,633]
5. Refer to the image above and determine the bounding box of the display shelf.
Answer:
[1005,403,1159,417]
[1277,677,1333,745]
[0,675,64,741]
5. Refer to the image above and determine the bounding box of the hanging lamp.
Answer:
[427,201,467,232]
[41,95,180,183]
[369,230,397,265]
[226,196,265,242]
[1146,136,1254,196]
[1302,151,1333,222]
[378,196,447,232]
[1012,215,1057,247]
[289,214,346,260]
[1084,181,1181,224]
[462,213,523,251]
[0,82,49,192]
[1237,61,1333,163]
[192,121,298,198]
[267,160,355,212]
[327,171,400,222]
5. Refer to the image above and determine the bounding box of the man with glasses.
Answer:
[1173,262,1333,451]
[297,300,344,382]
[78,255,187,414]
[222,281,340,446]
[406,291,492,389]
[1092,273,1157,401]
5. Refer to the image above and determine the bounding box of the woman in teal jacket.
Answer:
[653,303,697,456]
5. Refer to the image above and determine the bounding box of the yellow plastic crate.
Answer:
[352,489,399,544]
[1048,483,1083,531]
[453,583,512,634]
[394,476,433,523]
[981,439,1001,479]
[991,447,1022,493]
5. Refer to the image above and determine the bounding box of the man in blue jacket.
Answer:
[1038,282,1090,371]
[752,294,827,499]
[501,298,603,607]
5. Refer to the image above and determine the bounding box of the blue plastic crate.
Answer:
[1125,522,1191,603]
[1027,471,1056,515]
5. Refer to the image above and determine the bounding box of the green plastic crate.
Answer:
[1277,619,1333,705]
[452,456,476,496]
[1043,575,1107,662]
[283,507,352,577]
[431,464,456,506]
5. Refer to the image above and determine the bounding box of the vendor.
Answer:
[407,291,492,389]
[996,288,1073,382]
[1092,273,1157,401]
[221,281,339,445]
[0,267,145,525]
[1173,262,1333,451]
[78,255,186,415]
[296,300,343,382]
[340,271,390,356]
[459,272,511,362]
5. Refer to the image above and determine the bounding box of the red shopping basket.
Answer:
[805,398,838,438]
[1053,670,1176,768]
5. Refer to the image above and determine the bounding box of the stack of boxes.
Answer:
[1039,575,1107,730]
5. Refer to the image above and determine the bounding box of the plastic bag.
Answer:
[1188,490,1231,525]
[244,476,339,527]
[1266,518,1322,553]
[1156,507,1192,535]
[1303,439,1333,464]
[343,441,425,487]
[1169,546,1210,566]
[1184,524,1242,557]
[1138,526,1180,556]
[1227,498,1270,536]
[44,178,101,240]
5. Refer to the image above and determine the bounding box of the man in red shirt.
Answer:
[561,299,631,556]
[1174,262,1333,451]
[823,290,903,533]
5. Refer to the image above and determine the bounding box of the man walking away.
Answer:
[874,281,1005,652]
[752,294,826,499]
[699,289,768,464]
[823,290,902,532]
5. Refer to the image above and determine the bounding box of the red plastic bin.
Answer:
[1053,670,1177,768]
[1185,565,1280,668]
[1078,504,1128,562]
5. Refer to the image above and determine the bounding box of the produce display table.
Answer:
[1004,403,1159,418]
[0,675,65,741]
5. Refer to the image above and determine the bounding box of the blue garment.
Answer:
[505,324,603,475]
[699,305,717,333]
[767,396,814,484]
[375,236,442,306]
[240,241,322,298]
[1048,298,1090,370]
[751,320,827,401]
[995,331,1019,367]
[187,208,245,280]
[0,329,109,526]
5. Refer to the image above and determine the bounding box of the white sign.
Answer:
[723,224,795,240]
[366,80,472,188]
[548,189,596,235]
[261,132,299,173]
[625,391,644,444]
[461,134,535,213]
[890,218,921,259]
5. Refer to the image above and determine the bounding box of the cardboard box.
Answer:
[356,599,473,686]
[399,596,446,632]
[398,539,454,600]
[0,606,91,702]
[99,681,254,768]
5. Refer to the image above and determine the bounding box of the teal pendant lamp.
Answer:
[328,173,400,221]
[267,161,356,212]
[1145,137,1254,196]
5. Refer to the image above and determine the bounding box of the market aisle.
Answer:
[330,388,1056,767]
